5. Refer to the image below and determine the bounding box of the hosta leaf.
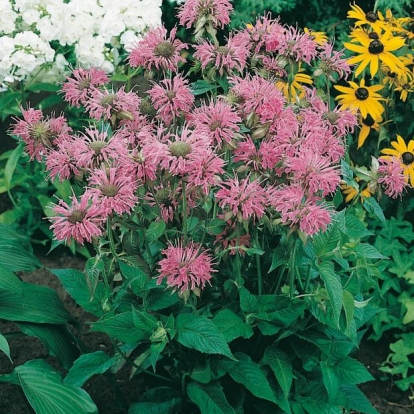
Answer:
[0,332,11,362]
[0,359,97,414]
[213,309,253,342]
[263,346,293,398]
[187,381,236,414]
[228,352,276,404]
[0,267,22,293]
[64,351,115,387]
[175,313,235,360]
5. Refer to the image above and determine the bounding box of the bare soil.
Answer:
[0,249,413,414]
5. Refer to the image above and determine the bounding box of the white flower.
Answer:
[0,0,18,34]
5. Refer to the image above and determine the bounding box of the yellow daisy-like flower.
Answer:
[334,78,385,120]
[347,3,386,32]
[357,113,382,149]
[381,135,414,186]
[394,80,414,102]
[341,181,372,203]
[304,27,328,45]
[345,29,406,78]
[276,68,313,101]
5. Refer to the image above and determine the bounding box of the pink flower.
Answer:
[298,202,332,235]
[188,100,241,147]
[86,167,138,215]
[45,138,79,182]
[214,220,251,255]
[85,87,140,122]
[378,157,408,198]
[10,109,72,161]
[72,128,127,170]
[315,42,352,81]
[49,193,105,245]
[117,148,157,184]
[147,75,194,125]
[157,241,216,293]
[178,0,233,31]
[216,176,268,221]
[144,183,178,222]
[128,26,187,73]
[194,31,250,76]
[61,67,109,107]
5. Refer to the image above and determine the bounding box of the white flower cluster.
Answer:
[0,0,162,90]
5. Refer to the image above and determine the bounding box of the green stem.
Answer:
[304,263,312,292]
[254,227,263,295]
[182,182,188,243]
[289,239,298,298]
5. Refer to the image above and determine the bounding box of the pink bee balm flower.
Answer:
[86,167,138,216]
[188,100,241,147]
[157,241,216,293]
[193,31,250,76]
[49,193,105,245]
[45,138,79,182]
[178,0,233,31]
[377,157,408,198]
[128,26,187,73]
[148,75,194,125]
[315,42,352,82]
[216,176,268,221]
[61,67,109,107]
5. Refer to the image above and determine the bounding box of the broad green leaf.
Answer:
[26,82,61,92]
[239,287,259,313]
[317,261,343,328]
[257,296,306,326]
[0,332,11,362]
[118,255,150,294]
[146,288,180,311]
[0,267,23,293]
[353,243,387,260]
[190,360,212,384]
[213,309,253,342]
[363,197,386,225]
[342,214,373,239]
[313,220,341,258]
[342,290,355,336]
[228,353,276,404]
[339,384,379,414]
[191,80,218,96]
[332,357,374,384]
[36,94,64,110]
[0,224,41,271]
[50,268,106,317]
[145,221,166,244]
[150,340,167,371]
[4,143,24,190]
[0,282,72,324]
[263,346,293,398]
[207,219,227,235]
[402,301,414,324]
[175,313,235,360]
[0,208,24,224]
[90,311,149,343]
[187,381,236,414]
[320,361,339,402]
[0,359,97,414]
[129,387,181,414]
[84,256,105,299]
[17,322,80,369]
[132,308,158,332]
[64,351,115,387]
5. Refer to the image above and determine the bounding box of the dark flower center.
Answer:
[78,79,90,90]
[155,188,171,205]
[368,32,379,40]
[154,41,176,58]
[89,141,107,153]
[402,152,414,165]
[139,99,156,117]
[368,40,384,54]
[30,121,52,147]
[365,11,378,22]
[210,120,222,131]
[100,184,119,197]
[362,114,375,127]
[166,91,177,100]
[355,87,369,100]
[68,209,87,224]
[169,141,192,157]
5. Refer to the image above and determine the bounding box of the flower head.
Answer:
[157,241,216,293]
[377,157,408,198]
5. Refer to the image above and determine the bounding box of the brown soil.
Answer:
[0,249,413,414]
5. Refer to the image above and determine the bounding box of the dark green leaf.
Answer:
[187,381,236,414]
[129,387,181,414]
[239,287,259,313]
[145,221,166,244]
[4,143,24,190]
[175,313,235,360]
[353,243,387,260]
[191,80,218,96]
[26,83,61,92]
[0,333,11,362]
[320,361,339,402]
[363,197,386,225]
[333,357,374,384]
[36,94,64,110]
[213,309,253,342]
[0,359,97,413]
[340,384,379,414]
[263,346,292,398]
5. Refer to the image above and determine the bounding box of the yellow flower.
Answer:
[341,181,372,203]
[344,29,406,78]
[304,27,328,45]
[381,135,414,186]
[347,3,387,32]
[276,67,313,101]
[357,113,382,149]
[334,78,385,120]
[394,80,414,102]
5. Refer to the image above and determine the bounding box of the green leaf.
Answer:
[146,288,180,311]
[50,268,106,317]
[332,357,374,384]
[84,256,105,299]
[4,143,24,190]
[190,360,212,384]
[207,218,227,235]
[239,287,259,313]
[26,83,61,92]
[191,80,218,96]
[175,313,235,360]
[320,361,339,402]
[0,359,97,414]
[129,387,181,414]
[213,309,253,342]
[263,346,293,398]
[343,213,373,239]
[313,220,341,258]
[363,197,386,225]
[36,94,64,110]
[132,308,158,332]
[0,267,23,293]
[317,261,343,328]
[353,243,387,260]
[187,381,236,414]
[340,384,379,414]
[342,290,355,336]
[0,332,11,362]
[64,351,115,387]
[17,322,80,369]
[118,255,150,294]
[0,282,72,324]
[145,221,166,244]
[228,353,276,404]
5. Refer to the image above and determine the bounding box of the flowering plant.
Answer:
[5,1,391,412]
